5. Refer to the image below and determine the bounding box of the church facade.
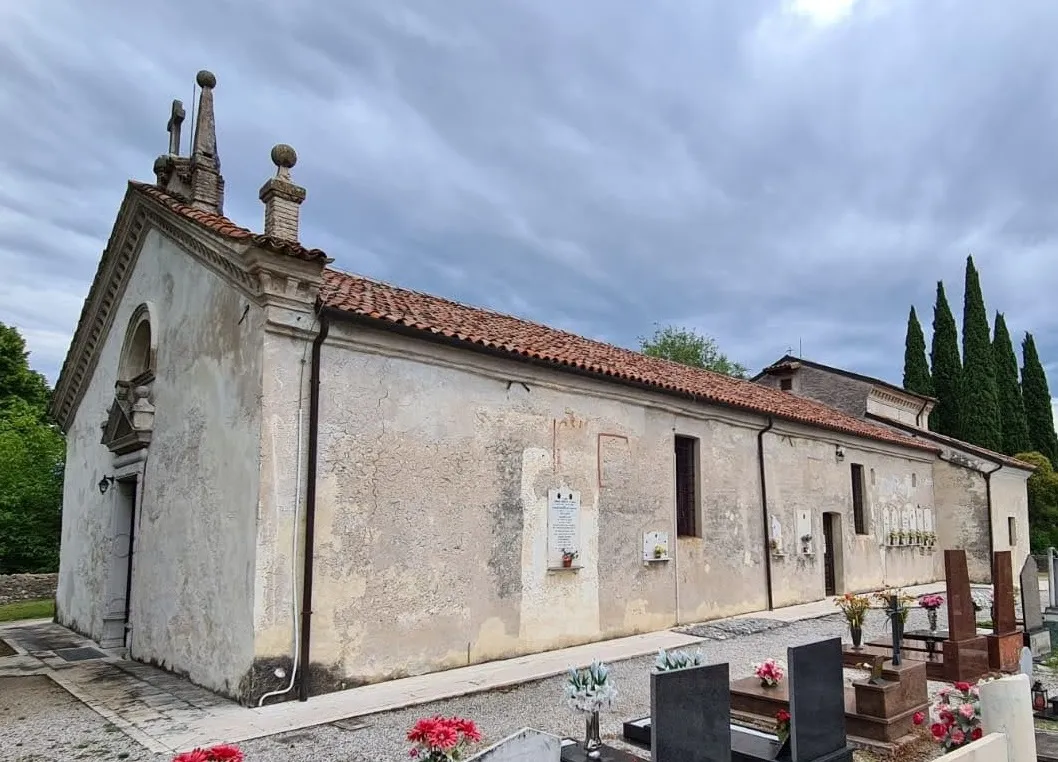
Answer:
[50,72,1024,705]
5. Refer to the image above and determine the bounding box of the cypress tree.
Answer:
[959,256,1002,451]
[1022,332,1058,465]
[992,313,1030,455]
[902,306,933,397]
[929,281,962,437]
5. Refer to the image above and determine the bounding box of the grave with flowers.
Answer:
[622,638,853,762]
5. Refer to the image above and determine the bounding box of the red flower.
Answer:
[408,717,441,743]
[776,709,790,723]
[453,717,482,742]
[428,725,459,751]
[173,750,209,762]
[912,711,925,726]
[971,728,983,741]
[930,723,947,740]
[207,745,243,762]
[953,682,971,693]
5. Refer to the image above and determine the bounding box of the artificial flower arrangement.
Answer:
[653,544,666,559]
[173,745,243,762]
[754,658,785,688]
[774,709,791,744]
[834,592,871,628]
[873,588,915,624]
[407,716,482,761]
[912,680,987,752]
[654,647,705,672]
[919,594,944,610]
[564,661,618,713]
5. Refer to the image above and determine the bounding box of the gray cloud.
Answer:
[2,0,1058,405]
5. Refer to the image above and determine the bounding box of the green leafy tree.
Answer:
[959,256,1002,451]
[0,323,50,413]
[0,399,64,573]
[902,306,933,397]
[1022,333,1058,466]
[929,281,962,437]
[1015,452,1058,552]
[0,322,64,573]
[639,324,748,378]
[992,313,1031,456]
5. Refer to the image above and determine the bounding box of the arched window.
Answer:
[118,304,156,383]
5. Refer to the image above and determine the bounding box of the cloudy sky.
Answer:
[2,0,1057,401]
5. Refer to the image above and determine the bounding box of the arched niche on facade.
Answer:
[101,303,157,455]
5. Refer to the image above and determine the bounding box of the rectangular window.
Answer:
[780,378,793,391]
[1008,517,1017,546]
[675,435,699,537]
[851,463,867,535]
[912,472,917,488]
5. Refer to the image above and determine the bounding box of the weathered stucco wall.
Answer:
[991,468,1032,576]
[765,426,938,606]
[285,322,939,690]
[56,227,262,697]
[932,455,993,584]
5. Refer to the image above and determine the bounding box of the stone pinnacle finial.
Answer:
[260,144,306,241]
[189,68,223,213]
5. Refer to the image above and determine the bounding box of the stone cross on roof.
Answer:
[166,99,185,156]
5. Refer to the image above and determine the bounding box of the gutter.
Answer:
[915,399,929,429]
[757,417,776,611]
[298,310,330,702]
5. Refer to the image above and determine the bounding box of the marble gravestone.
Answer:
[1021,556,1052,657]
[942,550,990,682]
[469,729,561,762]
[788,638,852,762]
[651,663,731,762]
[987,551,1022,672]
[1045,548,1058,645]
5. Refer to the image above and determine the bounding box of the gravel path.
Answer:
[0,597,1029,762]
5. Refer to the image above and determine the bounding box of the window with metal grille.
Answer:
[675,435,699,537]
[851,463,866,535]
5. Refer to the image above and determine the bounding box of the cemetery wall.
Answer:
[292,321,941,689]
[931,444,1031,584]
[0,573,58,605]
[56,227,261,699]
[763,420,938,607]
[941,733,1009,762]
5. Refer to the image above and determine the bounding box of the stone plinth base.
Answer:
[848,660,928,743]
[986,630,1023,672]
[841,645,888,669]
[942,636,989,683]
[1027,628,1052,658]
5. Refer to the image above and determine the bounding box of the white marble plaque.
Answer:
[882,509,892,540]
[796,510,811,542]
[643,531,669,561]
[771,516,783,546]
[924,509,934,533]
[548,488,581,568]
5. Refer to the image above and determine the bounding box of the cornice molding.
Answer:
[51,184,325,432]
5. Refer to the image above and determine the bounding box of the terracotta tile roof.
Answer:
[320,268,940,454]
[864,415,1035,471]
[130,182,330,262]
[139,180,938,454]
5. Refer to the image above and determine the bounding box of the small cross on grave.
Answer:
[167,99,185,155]
[887,595,904,667]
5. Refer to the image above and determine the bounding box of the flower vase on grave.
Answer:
[850,624,863,648]
[927,608,938,632]
[584,710,602,757]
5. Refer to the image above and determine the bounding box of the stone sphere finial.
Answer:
[196,70,217,89]
[271,144,298,170]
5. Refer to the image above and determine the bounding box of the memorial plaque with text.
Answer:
[548,488,581,568]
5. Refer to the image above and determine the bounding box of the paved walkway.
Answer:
[0,578,1043,754]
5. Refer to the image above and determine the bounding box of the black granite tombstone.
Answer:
[651,663,732,762]
[788,638,850,762]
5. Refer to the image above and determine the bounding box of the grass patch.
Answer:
[0,598,54,623]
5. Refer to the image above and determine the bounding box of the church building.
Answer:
[50,71,1025,705]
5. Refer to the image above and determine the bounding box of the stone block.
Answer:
[943,636,990,683]
[986,631,1023,672]
[1027,628,1052,658]
[468,728,561,762]
[650,662,731,762]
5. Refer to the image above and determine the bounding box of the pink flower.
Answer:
[951,729,966,745]
[959,703,976,719]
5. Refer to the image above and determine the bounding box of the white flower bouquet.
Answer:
[564,661,618,714]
